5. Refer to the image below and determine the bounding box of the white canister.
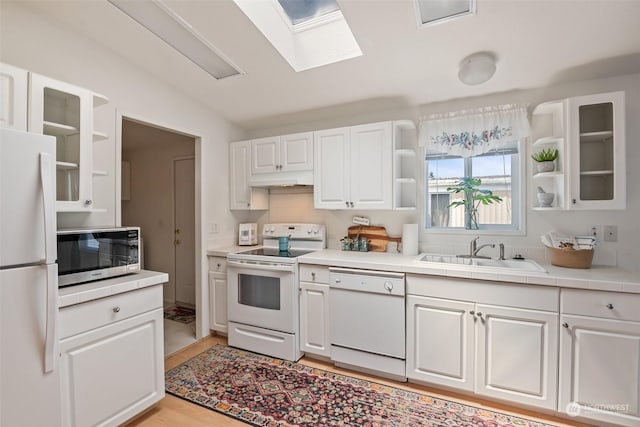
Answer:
[402,224,419,256]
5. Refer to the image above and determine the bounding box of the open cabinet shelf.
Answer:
[393,120,418,210]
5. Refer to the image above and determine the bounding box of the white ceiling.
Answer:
[19,0,640,130]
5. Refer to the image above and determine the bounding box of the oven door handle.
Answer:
[227,260,295,272]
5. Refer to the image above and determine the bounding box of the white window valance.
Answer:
[419,104,530,157]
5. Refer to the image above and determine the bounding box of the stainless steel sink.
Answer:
[416,253,546,272]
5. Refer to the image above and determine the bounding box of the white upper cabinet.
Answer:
[250,132,313,185]
[567,91,626,210]
[229,140,268,210]
[28,73,96,212]
[251,132,313,174]
[314,122,392,209]
[0,62,28,131]
[531,91,626,211]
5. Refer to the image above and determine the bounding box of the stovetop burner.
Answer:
[235,248,316,258]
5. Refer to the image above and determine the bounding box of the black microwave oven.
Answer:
[57,227,141,287]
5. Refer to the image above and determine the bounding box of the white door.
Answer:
[350,122,392,209]
[174,157,195,307]
[559,314,640,426]
[0,62,28,131]
[280,132,313,172]
[299,281,330,357]
[251,136,279,174]
[406,295,475,391]
[313,127,350,209]
[475,304,558,410]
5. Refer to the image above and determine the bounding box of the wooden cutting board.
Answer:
[347,225,402,252]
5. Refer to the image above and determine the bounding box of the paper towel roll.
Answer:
[402,223,419,256]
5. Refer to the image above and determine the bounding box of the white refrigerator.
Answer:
[0,128,61,426]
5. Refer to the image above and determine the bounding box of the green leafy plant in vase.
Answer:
[531,147,559,173]
[447,177,502,230]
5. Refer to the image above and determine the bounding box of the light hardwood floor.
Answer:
[125,334,591,427]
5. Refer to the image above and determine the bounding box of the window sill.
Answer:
[424,227,525,237]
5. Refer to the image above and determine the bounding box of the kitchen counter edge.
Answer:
[58,270,169,308]
[298,249,640,294]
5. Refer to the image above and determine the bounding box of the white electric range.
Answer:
[226,223,326,361]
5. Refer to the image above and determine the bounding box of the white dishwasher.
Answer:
[329,267,406,381]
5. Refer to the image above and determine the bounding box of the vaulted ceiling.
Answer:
[15,0,640,130]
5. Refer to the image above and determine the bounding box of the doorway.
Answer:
[120,118,197,356]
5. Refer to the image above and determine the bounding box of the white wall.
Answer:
[247,73,640,273]
[0,2,246,337]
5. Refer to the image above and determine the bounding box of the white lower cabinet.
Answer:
[559,289,640,426]
[406,296,474,391]
[59,286,164,427]
[406,276,559,411]
[208,256,228,333]
[299,265,330,357]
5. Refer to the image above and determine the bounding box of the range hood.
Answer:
[249,171,314,187]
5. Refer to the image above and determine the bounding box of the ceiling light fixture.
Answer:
[108,0,242,79]
[458,52,496,85]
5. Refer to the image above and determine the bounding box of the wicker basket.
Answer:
[549,247,594,269]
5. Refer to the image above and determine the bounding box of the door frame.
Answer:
[172,155,196,308]
[115,110,205,339]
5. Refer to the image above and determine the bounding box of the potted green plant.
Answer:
[447,177,502,230]
[531,148,559,173]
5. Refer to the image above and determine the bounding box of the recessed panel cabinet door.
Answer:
[251,136,279,175]
[475,304,558,410]
[59,309,164,427]
[230,140,268,210]
[313,127,350,209]
[0,62,28,131]
[406,295,475,391]
[350,122,392,209]
[559,314,640,427]
[280,132,313,172]
[299,281,330,357]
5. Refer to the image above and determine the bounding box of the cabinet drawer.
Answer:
[561,289,640,322]
[209,256,227,272]
[60,285,163,339]
[299,264,329,283]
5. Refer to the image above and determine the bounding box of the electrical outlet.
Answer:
[603,225,618,242]
[589,225,600,238]
[210,223,219,233]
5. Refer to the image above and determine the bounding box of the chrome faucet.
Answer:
[469,236,495,258]
[498,243,505,260]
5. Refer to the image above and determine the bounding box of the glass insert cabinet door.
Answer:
[568,91,626,210]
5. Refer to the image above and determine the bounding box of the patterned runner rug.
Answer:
[165,345,556,427]
[163,306,196,324]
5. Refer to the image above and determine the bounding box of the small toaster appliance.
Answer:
[238,223,257,246]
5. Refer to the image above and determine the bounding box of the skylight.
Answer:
[414,0,475,27]
[233,0,362,72]
[276,0,340,27]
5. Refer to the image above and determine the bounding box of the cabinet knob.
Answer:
[606,303,614,310]
[350,201,354,208]
[345,201,349,207]
[311,272,316,280]
[217,263,221,269]
[469,310,475,316]
[247,203,250,207]
[476,312,483,318]
[562,322,569,328]
[572,199,577,204]
[85,199,93,206]
[113,306,121,313]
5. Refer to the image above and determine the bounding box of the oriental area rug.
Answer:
[163,306,196,324]
[165,345,557,427]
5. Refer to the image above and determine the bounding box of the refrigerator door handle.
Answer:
[40,152,56,265]
[44,263,59,373]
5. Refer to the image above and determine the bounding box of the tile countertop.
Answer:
[207,245,260,257]
[298,249,640,294]
[58,270,169,308]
